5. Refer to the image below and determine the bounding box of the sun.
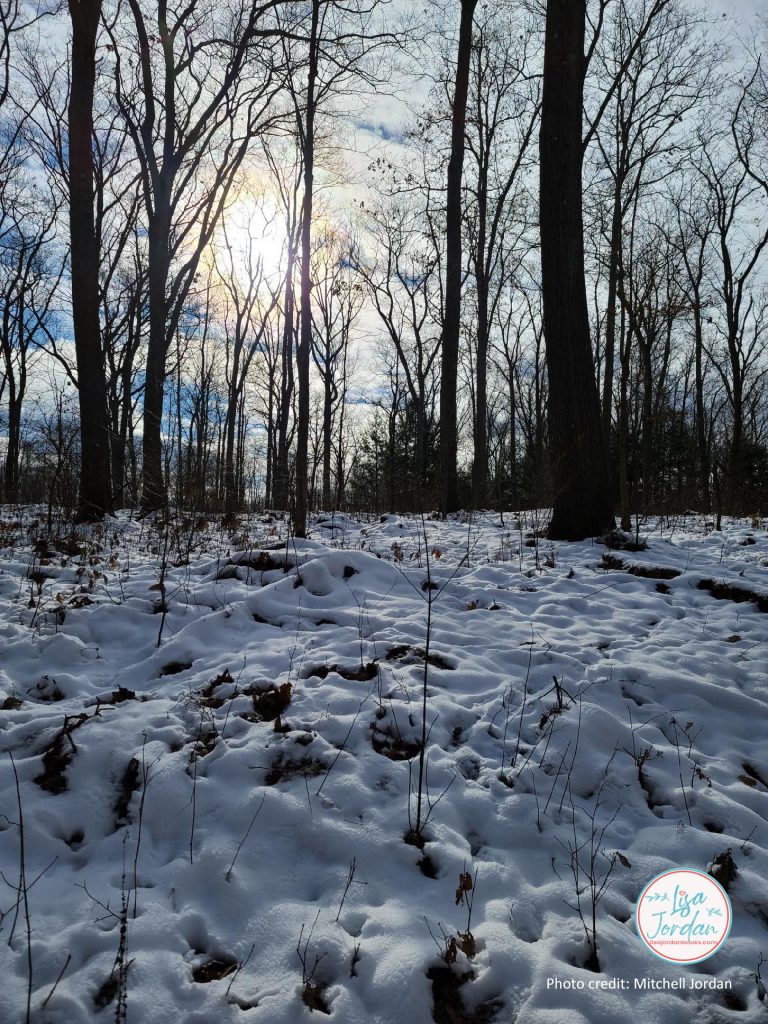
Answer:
[216,186,288,295]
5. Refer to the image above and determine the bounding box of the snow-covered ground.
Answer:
[1,508,767,1024]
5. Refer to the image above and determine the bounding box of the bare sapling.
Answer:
[557,752,621,972]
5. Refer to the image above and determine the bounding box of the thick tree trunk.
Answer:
[539,0,613,540]
[223,400,239,513]
[68,0,112,519]
[293,0,320,537]
[4,392,21,503]
[440,0,477,517]
[617,306,631,530]
[274,263,296,511]
[472,262,489,509]
[471,151,489,509]
[507,366,517,509]
[265,379,275,508]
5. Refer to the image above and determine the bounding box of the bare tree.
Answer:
[697,82,768,509]
[464,4,540,508]
[212,192,281,513]
[310,227,361,509]
[357,197,442,501]
[0,180,63,501]
[108,0,290,512]
[285,0,403,535]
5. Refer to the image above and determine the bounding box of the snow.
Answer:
[0,509,767,1023]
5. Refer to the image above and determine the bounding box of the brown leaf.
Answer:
[455,872,473,904]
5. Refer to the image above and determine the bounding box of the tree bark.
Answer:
[294,0,320,537]
[68,0,112,518]
[539,0,613,540]
[440,0,477,517]
[140,183,172,511]
[472,202,489,509]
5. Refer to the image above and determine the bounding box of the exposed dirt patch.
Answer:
[600,554,681,580]
[427,966,502,1024]
[742,763,768,788]
[307,662,378,682]
[602,529,648,552]
[370,719,422,761]
[93,973,119,1009]
[218,551,290,578]
[722,991,748,1011]
[248,682,293,721]
[192,956,238,983]
[697,578,768,613]
[301,979,331,1014]
[160,660,192,677]
[264,753,327,786]
[34,711,98,794]
[196,669,234,709]
[191,731,218,759]
[109,686,137,704]
[385,645,454,670]
[114,757,140,827]
[709,848,738,892]
[404,829,438,878]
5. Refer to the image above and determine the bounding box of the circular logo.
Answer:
[635,869,732,963]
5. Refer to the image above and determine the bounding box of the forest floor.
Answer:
[1,507,767,1024]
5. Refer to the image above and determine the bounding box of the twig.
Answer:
[225,943,255,1002]
[41,953,71,1009]
[335,857,359,923]
[9,751,32,1024]
[226,792,267,882]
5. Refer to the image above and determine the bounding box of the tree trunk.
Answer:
[539,0,613,540]
[601,180,622,443]
[440,0,477,517]
[507,364,517,509]
[472,252,489,509]
[693,301,710,509]
[640,339,654,510]
[223,340,242,513]
[322,379,332,508]
[274,259,296,511]
[4,392,21,503]
[140,190,172,512]
[617,305,631,530]
[471,158,489,509]
[68,0,112,519]
[728,370,743,511]
[293,0,320,537]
